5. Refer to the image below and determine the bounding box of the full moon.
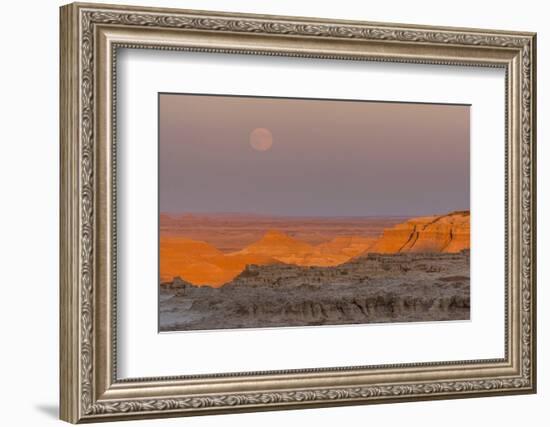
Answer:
[249,128,273,152]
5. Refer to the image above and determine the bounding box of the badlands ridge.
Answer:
[160,210,470,286]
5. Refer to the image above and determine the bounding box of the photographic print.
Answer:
[158,93,471,332]
[60,5,536,419]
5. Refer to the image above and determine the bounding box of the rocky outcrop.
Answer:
[313,236,376,258]
[160,232,377,286]
[160,236,276,286]
[160,251,470,331]
[233,232,375,267]
[368,211,469,254]
[159,211,470,286]
[233,230,315,264]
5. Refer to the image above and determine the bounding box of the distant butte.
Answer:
[159,210,470,287]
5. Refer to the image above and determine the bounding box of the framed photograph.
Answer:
[60,2,537,423]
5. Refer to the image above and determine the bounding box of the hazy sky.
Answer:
[159,93,470,217]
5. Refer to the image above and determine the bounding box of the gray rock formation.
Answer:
[159,251,470,331]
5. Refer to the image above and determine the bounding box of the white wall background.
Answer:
[0,0,545,425]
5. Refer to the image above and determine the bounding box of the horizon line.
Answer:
[159,210,470,219]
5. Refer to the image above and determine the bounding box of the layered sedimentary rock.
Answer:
[160,251,470,331]
[159,211,470,286]
[368,211,470,254]
[301,236,376,265]
[159,236,276,286]
[233,231,375,267]
[160,232,377,285]
[233,230,315,263]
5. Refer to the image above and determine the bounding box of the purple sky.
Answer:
[159,93,470,217]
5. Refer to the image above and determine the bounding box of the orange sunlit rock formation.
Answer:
[159,237,276,286]
[368,210,470,254]
[160,211,470,287]
[232,231,375,267]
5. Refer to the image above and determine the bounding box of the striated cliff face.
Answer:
[368,211,470,254]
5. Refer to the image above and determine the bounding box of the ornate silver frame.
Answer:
[60,2,537,423]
